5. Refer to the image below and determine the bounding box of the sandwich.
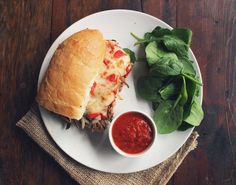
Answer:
[36,29,132,131]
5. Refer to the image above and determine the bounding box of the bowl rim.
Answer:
[108,110,157,158]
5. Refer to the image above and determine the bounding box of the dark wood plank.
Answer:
[142,0,177,27]
[172,0,236,184]
[0,0,52,185]
[51,0,142,42]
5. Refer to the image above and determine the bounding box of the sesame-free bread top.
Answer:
[36,29,106,120]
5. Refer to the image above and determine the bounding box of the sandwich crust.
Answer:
[36,29,106,120]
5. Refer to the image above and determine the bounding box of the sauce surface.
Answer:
[112,112,154,154]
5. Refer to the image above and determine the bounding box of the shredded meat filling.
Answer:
[60,101,114,131]
[57,40,131,132]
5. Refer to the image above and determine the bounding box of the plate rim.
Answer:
[38,9,203,173]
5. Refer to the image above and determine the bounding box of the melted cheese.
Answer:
[86,40,131,119]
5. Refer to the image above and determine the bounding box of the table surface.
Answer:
[1,0,236,184]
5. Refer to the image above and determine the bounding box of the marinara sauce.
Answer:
[112,112,154,154]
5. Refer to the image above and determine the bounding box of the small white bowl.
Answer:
[109,110,157,157]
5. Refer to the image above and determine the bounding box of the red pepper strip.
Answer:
[90,82,97,95]
[103,59,110,66]
[87,112,101,119]
[107,74,116,82]
[107,41,115,53]
[124,64,132,78]
[114,50,126,58]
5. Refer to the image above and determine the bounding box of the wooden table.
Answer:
[1,0,235,184]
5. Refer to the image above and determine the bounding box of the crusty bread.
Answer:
[36,29,106,120]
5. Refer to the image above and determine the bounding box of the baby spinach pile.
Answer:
[133,26,204,134]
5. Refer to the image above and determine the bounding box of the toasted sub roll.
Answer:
[36,29,106,120]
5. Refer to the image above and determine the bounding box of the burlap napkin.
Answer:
[16,103,198,185]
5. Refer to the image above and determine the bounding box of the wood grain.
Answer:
[171,0,236,184]
[51,0,142,42]
[142,0,177,27]
[0,0,236,184]
[0,0,53,185]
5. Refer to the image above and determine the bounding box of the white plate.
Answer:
[38,9,203,173]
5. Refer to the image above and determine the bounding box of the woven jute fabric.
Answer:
[16,103,198,185]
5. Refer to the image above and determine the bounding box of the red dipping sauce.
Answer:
[112,112,154,154]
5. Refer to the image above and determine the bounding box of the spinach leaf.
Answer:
[131,26,204,134]
[172,28,192,46]
[140,32,159,46]
[184,97,204,126]
[159,80,181,100]
[195,82,201,97]
[183,79,197,119]
[145,42,158,65]
[145,42,168,65]
[159,76,187,103]
[150,53,183,76]
[130,32,143,41]
[180,57,196,76]
[151,26,172,37]
[144,32,159,43]
[154,100,183,134]
[177,122,193,131]
[131,32,162,45]
[181,72,202,85]
[159,83,178,100]
[137,76,163,101]
[144,32,152,40]
[152,101,161,111]
[123,48,136,63]
[162,35,189,58]
[179,76,188,106]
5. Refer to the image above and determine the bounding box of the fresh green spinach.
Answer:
[159,79,181,100]
[180,58,196,76]
[184,97,204,126]
[145,42,168,65]
[172,28,192,46]
[179,76,188,106]
[149,53,183,76]
[162,35,189,58]
[177,121,193,131]
[151,26,172,37]
[183,79,197,119]
[123,48,136,63]
[154,100,183,134]
[137,76,163,102]
[131,26,204,134]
